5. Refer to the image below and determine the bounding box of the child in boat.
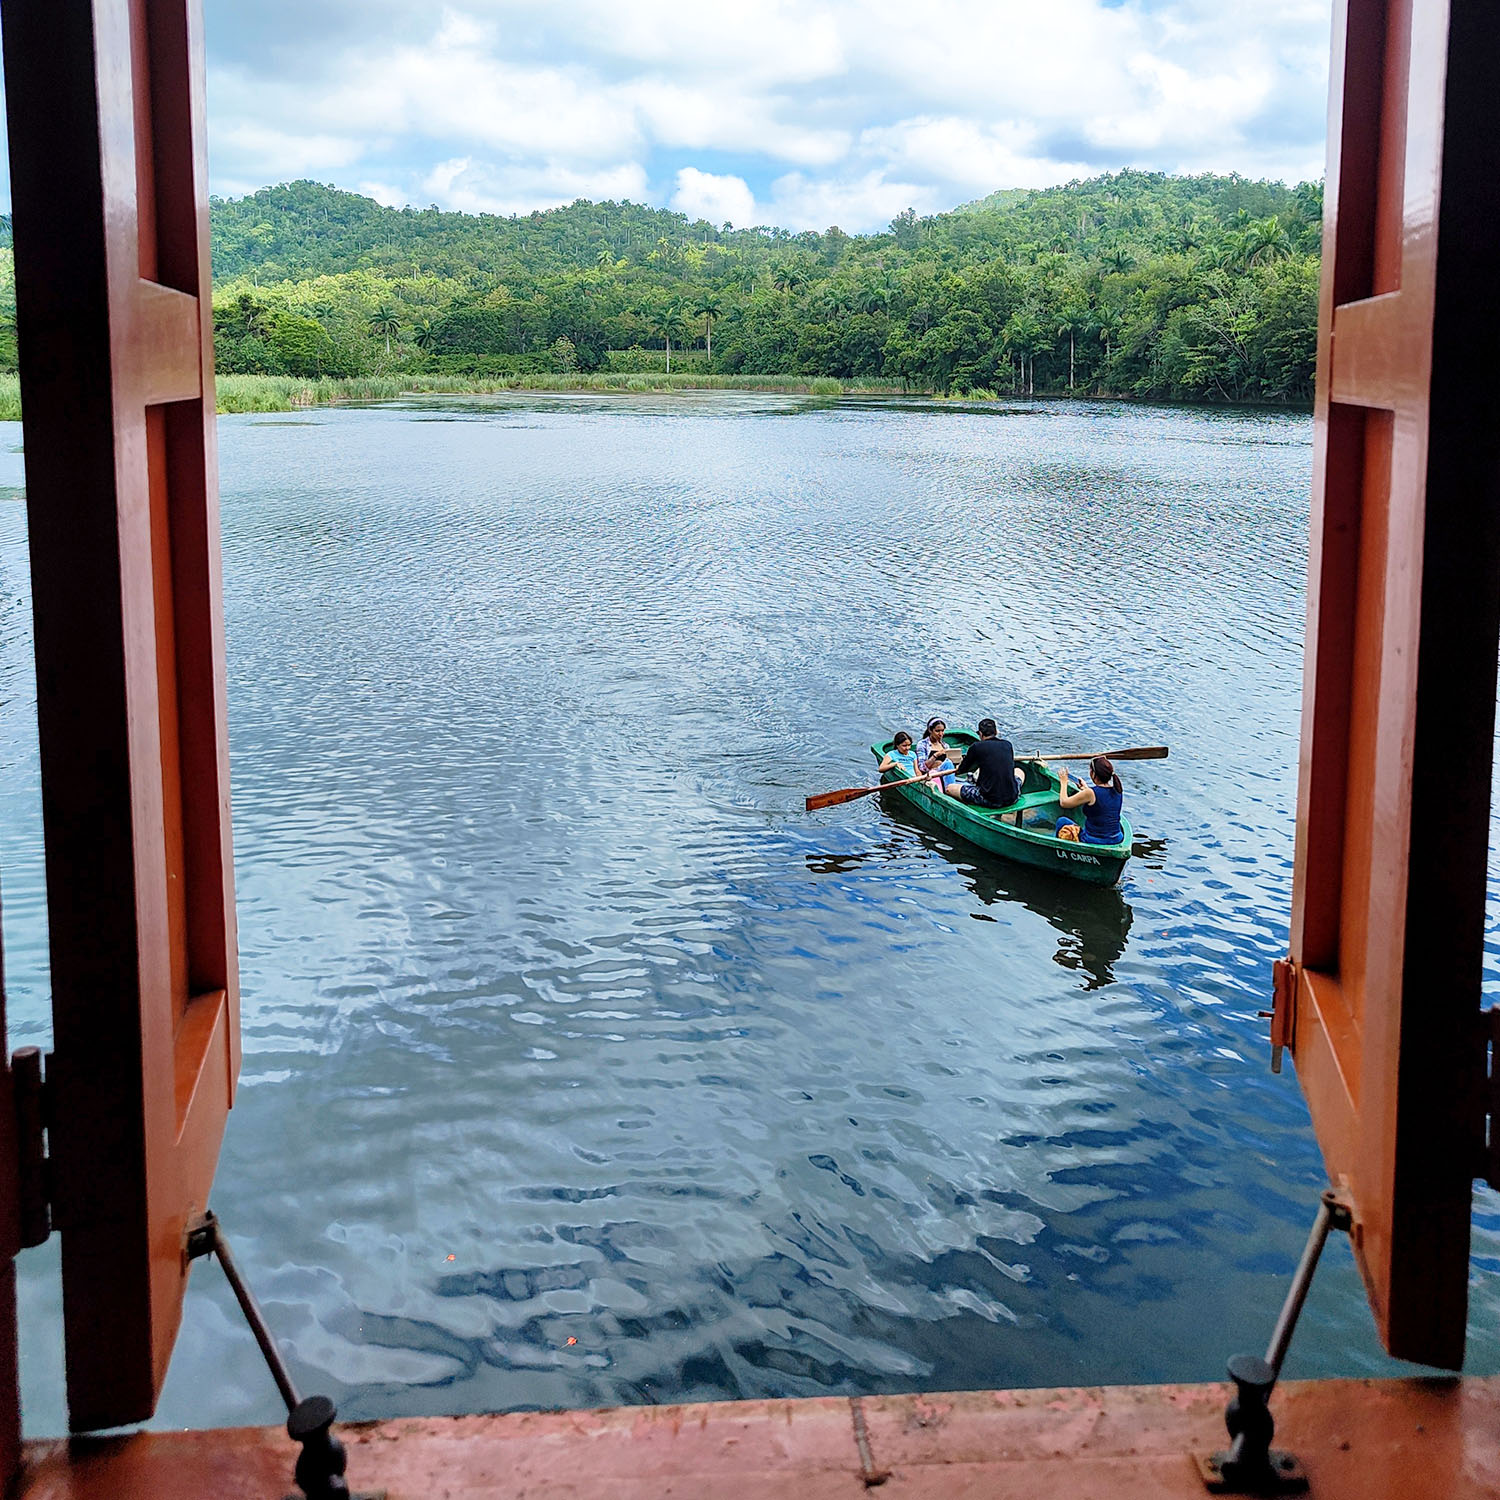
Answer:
[1058,757,1126,845]
[878,732,919,778]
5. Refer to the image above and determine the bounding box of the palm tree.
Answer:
[643,297,690,373]
[1002,309,1046,396]
[770,261,807,295]
[368,303,400,356]
[826,285,857,322]
[413,318,437,352]
[235,291,270,340]
[1056,305,1089,390]
[1241,216,1293,267]
[1198,238,1238,273]
[1173,214,1208,255]
[1102,246,1135,275]
[663,297,691,373]
[810,287,840,323]
[692,291,723,362]
[1093,306,1124,368]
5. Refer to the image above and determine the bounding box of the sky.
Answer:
[7,1,1335,232]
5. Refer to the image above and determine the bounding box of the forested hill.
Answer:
[209,171,1313,285]
[201,169,1323,403]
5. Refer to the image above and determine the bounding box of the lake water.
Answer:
[0,393,1496,1434]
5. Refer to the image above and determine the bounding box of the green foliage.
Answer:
[268,311,338,377]
[429,305,512,359]
[604,347,707,373]
[207,170,1322,403]
[0,249,17,374]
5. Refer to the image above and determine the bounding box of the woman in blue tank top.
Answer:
[1058,755,1125,845]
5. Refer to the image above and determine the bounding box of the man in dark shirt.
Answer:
[945,718,1021,812]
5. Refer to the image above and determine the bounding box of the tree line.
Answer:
[1,170,1323,403]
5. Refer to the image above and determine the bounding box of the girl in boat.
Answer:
[923,739,956,793]
[917,717,948,766]
[1058,756,1125,845]
[878,732,919,778]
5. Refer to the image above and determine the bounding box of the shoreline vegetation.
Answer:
[211,371,902,414]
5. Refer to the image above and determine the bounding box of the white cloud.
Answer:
[625,80,851,166]
[670,168,758,228]
[200,0,1333,230]
[523,0,849,84]
[765,171,938,233]
[211,122,366,178]
[420,157,651,216]
[357,180,411,209]
[858,118,1095,197]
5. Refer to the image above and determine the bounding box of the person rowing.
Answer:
[943,717,1022,818]
[1058,755,1126,845]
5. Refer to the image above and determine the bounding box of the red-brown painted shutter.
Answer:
[0,914,22,1477]
[1,0,239,1429]
[1276,0,1500,1369]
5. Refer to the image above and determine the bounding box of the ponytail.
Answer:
[1091,755,1121,794]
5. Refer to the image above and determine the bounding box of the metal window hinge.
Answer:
[1481,1006,1500,1190]
[11,1046,52,1248]
[1269,959,1297,1075]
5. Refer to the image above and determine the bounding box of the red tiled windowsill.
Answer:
[17,1376,1500,1500]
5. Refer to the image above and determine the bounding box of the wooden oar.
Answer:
[1031,746,1169,762]
[805,766,945,812]
[806,746,1168,813]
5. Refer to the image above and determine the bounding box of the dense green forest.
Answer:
[0,170,1322,403]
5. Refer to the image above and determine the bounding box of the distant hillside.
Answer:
[959,172,1308,229]
[210,171,1318,286]
[195,170,1321,403]
[209,183,764,285]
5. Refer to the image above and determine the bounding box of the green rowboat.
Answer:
[871,730,1132,888]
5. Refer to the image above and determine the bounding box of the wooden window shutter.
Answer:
[1276,0,1500,1369]
[1,0,240,1428]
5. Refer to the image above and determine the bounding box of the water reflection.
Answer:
[9,394,1493,1433]
[807,798,1136,989]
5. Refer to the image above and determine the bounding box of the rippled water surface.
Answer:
[1,394,1496,1433]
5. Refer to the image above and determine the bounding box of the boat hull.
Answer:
[872,734,1131,888]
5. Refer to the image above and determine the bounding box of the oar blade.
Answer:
[805,783,880,812]
[1036,745,1169,763]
